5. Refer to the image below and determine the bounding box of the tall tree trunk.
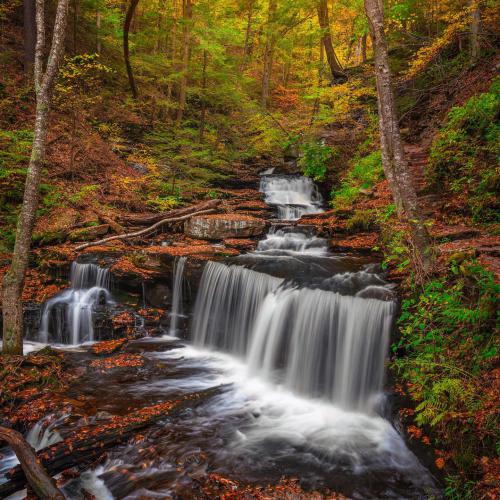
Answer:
[124,0,140,98]
[316,0,345,82]
[261,0,277,109]
[242,0,255,68]
[176,0,192,125]
[364,0,432,274]
[470,0,480,60]
[96,9,101,54]
[23,0,36,76]
[2,0,70,355]
[361,33,367,63]
[166,0,178,105]
[199,49,208,141]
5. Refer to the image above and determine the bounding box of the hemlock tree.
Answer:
[2,0,70,355]
[364,0,432,273]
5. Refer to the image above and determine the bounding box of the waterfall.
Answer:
[169,256,187,336]
[191,262,394,411]
[256,227,328,254]
[192,262,284,355]
[259,175,323,220]
[38,262,113,344]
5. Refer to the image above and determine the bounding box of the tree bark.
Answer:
[364,0,432,273]
[176,0,192,125]
[470,0,480,60]
[124,0,140,98]
[316,0,345,82]
[0,427,64,499]
[199,49,208,141]
[2,0,70,356]
[261,0,277,109]
[23,0,36,76]
[96,9,101,54]
[242,0,255,68]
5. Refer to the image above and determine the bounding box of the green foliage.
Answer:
[428,78,500,222]
[393,259,499,478]
[298,141,335,181]
[331,151,383,208]
[346,209,377,232]
[67,184,100,205]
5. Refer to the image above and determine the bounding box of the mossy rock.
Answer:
[68,224,109,242]
[32,230,68,245]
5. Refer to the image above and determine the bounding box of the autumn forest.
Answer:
[0,0,498,498]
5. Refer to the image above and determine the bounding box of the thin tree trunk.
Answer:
[316,0,345,82]
[199,49,208,141]
[261,0,277,109]
[2,0,70,355]
[166,0,178,105]
[96,9,101,54]
[23,0,36,76]
[124,0,140,98]
[470,0,480,60]
[364,0,432,273]
[242,0,254,68]
[361,33,367,62]
[176,0,192,125]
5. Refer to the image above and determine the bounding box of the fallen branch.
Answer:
[119,199,221,226]
[0,427,64,499]
[74,207,218,251]
[0,388,222,497]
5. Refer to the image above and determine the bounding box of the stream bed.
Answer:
[0,174,440,499]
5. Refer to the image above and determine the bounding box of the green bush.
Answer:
[298,140,335,181]
[428,78,500,221]
[331,151,383,208]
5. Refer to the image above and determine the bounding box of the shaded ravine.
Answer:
[0,174,440,499]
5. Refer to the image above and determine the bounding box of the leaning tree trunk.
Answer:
[364,0,432,273]
[23,0,36,76]
[316,0,345,82]
[2,0,70,355]
[124,0,140,98]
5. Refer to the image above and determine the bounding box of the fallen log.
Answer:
[92,207,126,235]
[0,427,64,499]
[119,199,221,226]
[74,207,218,251]
[0,387,223,497]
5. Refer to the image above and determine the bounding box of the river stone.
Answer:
[185,214,266,240]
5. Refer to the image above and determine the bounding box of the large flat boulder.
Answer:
[185,214,266,240]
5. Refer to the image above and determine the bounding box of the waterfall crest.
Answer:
[38,262,113,344]
[191,262,394,411]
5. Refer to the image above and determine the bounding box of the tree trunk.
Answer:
[261,0,277,109]
[124,0,140,98]
[242,0,254,68]
[2,0,70,355]
[316,0,345,82]
[176,0,192,125]
[364,0,432,273]
[199,49,208,141]
[23,0,36,76]
[0,427,64,499]
[361,33,367,62]
[470,0,480,60]
[96,9,101,54]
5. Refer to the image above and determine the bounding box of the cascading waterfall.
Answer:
[256,227,328,255]
[169,256,187,336]
[259,175,323,219]
[192,261,394,411]
[38,262,113,344]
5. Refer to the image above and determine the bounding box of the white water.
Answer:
[256,227,328,255]
[192,261,393,411]
[259,175,323,220]
[169,256,187,336]
[38,262,113,344]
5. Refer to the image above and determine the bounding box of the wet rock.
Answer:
[144,282,171,308]
[185,214,266,240]
[68,224,109,242]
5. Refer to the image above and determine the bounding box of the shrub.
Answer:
[298,140,335,181]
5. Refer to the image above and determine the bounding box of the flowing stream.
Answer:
[1,174,439,498]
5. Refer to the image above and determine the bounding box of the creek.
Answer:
[0,174,439,499]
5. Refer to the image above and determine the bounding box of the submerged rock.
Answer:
[185,214,266,240]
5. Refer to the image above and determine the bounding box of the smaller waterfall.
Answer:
[38,262,113,344]
[256,227,328,255]
[259,175,323,220]
[169,256,187,336]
